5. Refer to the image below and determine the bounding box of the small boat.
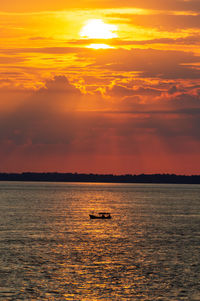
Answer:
[89,212,111,219]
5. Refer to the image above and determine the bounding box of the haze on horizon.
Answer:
[0,0,200,175]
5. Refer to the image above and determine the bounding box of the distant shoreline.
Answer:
[0,172,200,184]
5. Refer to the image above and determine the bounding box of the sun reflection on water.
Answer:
[45,187,147,299]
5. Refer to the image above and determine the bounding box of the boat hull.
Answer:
[89,214,111,219]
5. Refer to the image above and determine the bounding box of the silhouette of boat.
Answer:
[89,212,111,219]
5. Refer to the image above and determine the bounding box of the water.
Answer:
[0,182,200,300]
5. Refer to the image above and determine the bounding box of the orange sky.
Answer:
[0,0,200,174]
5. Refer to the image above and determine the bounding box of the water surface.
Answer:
[0,182,200,300]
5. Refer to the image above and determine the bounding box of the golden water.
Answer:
[0,182,200,300]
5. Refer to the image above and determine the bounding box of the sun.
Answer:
[86,43,113,49]
[80,19,118,39]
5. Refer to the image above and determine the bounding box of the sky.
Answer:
[0,0,200,174]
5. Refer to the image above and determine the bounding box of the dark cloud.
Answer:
[83,48,200,79]
[99,0,200,12]
[43,76,81,94]
[0,75,199,173]
[114,35,200,46]
[0,47,83,55]
[1,47,199,80]
[168,85,178,94]
[108,85,163,97]
[110,14,200,30]
[66,35,200,49]
[0,56,26,64]
[0,76,199,150]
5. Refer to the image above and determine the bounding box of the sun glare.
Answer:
[80,19,118,39]
[87,43,113,49]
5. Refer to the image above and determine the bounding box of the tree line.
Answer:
[0,172,200,184]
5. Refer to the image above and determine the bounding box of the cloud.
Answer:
[1,0,200,12]
[110,13,200,30]
[69,35,200,47]
[0,76,81,145]
[43,76,81,94]
[82,48,200,79]
[2,47,199,82]
[98,0,200,12]
[0,56,26,64]
[0,47,83,55]
[0,75,200,173]
[107,84,162,97]
[0,75,199,147]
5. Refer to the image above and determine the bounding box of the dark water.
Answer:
[0,182,200,300]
